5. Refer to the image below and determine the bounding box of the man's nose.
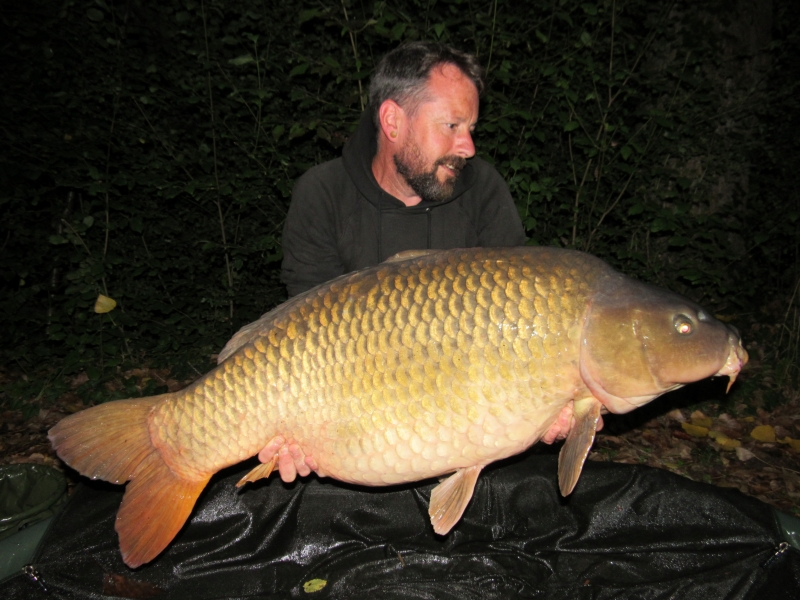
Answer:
[455,131,475,159]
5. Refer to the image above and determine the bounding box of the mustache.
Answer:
[435,156,467,173]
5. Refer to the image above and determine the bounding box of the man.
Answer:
[265,42,578,483]
[280,41,526,298]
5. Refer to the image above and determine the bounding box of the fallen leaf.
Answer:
[690,410,713,429]
[70,372,89,388]
[667,409,686,423]
[303,579,327,593]
[599,435,625,445]
[94,294,117,313]
[718,413,742,431]
[714,435,742,450]
[717,427,743,439]
[751,425,777,443]
[682,422,709,437]
[779,437,800,452]
[735,447,756,461]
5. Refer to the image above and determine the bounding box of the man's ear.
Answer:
[378,100,405,143]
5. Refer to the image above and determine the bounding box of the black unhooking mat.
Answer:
[2,454,799,599]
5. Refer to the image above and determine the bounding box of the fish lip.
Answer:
[715,336,748,392]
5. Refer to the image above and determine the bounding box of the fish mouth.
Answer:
[716,335,749,392]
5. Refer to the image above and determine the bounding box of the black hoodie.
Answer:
[280,110,527,297]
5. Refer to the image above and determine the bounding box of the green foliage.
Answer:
[1,0,798,403]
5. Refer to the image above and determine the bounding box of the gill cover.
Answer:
[580,273,736,414]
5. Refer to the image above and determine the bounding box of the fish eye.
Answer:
[674,315,693,335]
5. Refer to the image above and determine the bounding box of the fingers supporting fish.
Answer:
[276,444,315,482]
[541,404,573,444]
[541,404,605,445]
[303,453,320,474]
[254,436,318,483]
[257,436,286,463]
[277,447,298,482]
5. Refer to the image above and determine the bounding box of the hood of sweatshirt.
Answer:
[341,109,477,213]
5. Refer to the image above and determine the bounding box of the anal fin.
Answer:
[236,454,279,488]
[428,465,482,535]
[558,397,602,496]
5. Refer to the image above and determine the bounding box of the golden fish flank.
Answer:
[49,247,747,568]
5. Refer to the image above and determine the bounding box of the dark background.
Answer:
[1,0,798,408]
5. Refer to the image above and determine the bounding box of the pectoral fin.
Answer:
[428,465,482,535]
[236,454,279,488]
[558,397,602,496]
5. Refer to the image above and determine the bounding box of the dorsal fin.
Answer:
[219,249,440,364]
[383,249,441,263]
[216,273,350,364]
[216,292,312,364]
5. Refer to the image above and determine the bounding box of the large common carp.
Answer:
[49,247,747,568]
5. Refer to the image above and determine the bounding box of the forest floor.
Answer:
[2,365,800,518]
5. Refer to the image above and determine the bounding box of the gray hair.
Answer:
[368,41,485,129]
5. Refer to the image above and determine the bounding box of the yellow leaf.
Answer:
[779,437,800,452]
[94,294,117,314]
[750,425,776,443]
[690,415,713,429]
[681,422,709,437]
[303,579,327,593]
[715,435,741,450]
[690,410,713,428]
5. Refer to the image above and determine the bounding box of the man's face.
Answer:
[393,64,479,203]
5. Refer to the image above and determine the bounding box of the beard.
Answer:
[393,138,466,203]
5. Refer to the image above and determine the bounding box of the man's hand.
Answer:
[258,436,320,482]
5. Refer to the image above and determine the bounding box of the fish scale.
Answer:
[49,246,747,567]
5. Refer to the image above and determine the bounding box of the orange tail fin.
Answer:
[48,396,210,568]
